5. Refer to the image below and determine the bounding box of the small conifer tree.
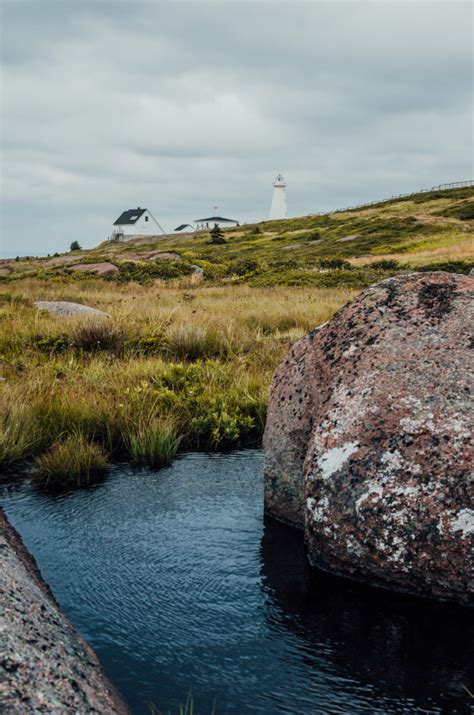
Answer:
[70,241,82,251]
[209,224,226,245]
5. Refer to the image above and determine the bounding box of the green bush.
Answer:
[116,260,194,283]
[228,259,260,276]
[318,258,352,270]
[414,261,474,275]
[370,259,399,270]
[31,333,70,354]
[435,200,474,221]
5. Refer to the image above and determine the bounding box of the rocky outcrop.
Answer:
[34,301,109,317]
[264,273,473,604]
[69,262,119,276]
[0,509,129,713]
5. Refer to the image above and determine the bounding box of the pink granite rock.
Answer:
[264,272,473,604]
[69,262,119,276]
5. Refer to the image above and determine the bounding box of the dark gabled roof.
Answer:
[174,224,194,231]
[113,208,147,225]
[195,216,238,223]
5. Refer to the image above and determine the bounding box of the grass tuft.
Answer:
[122,418,181,468]
[70,320,125,355]
[35,431,109,486]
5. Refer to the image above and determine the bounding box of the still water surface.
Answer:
[2,451,473,714]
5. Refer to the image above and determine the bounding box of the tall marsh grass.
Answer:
[0,282,357,484]
[122,418,181,468]
[35,431,109,486]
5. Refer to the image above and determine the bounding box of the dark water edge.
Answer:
[2,450,473,715]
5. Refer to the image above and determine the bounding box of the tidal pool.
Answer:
[2,451,473,714]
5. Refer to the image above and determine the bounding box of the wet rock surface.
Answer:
[0,508,129,714]
[264,273,473,604]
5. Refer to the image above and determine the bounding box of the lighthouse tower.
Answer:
[269,173,287,220]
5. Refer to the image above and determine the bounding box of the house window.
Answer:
[145,216,149,221]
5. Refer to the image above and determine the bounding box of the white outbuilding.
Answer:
[195,215,239,230]
[109,208,165,241]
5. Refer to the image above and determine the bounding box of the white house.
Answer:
[109,208,165,241]
[194,215,239,230]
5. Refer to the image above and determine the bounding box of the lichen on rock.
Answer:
[264,272,473,604]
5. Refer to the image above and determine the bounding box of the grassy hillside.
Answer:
[0,185,472,485]
[2,186,473,288]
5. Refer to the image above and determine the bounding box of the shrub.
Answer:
[35,432,108,486]
[116,260,194,283]
[70,241,82,251]
[414,260,474,275]
[318,258,352,270]
[70,320,125,355]
[122,418,181,468]
[228,259,260,276]
[436,201,474,221]
[31,333,70,354]
[370,259,399,270]
[307,231,321,241]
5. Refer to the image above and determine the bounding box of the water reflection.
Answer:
[261,514,474,713]
[2,453,473,715]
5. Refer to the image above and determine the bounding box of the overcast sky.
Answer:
[1,0,472,257]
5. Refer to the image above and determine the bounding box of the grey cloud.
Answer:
[0,0,472,256]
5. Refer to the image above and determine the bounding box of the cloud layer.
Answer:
[1,0,472,256]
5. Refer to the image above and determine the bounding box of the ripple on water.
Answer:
[2,450,473,715]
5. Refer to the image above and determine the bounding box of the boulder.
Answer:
[0,509,129,713]
[34,301,109,317]
[69,262,119,276]
[264,273,473,604]
[0,266,11,277]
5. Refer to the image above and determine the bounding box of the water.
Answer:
[2,451,473,714]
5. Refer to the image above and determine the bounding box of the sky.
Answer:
[0,0,472,257]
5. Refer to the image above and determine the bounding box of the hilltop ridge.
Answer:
[2,186,473,287]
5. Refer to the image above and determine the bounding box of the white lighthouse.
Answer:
[269,173,287,220]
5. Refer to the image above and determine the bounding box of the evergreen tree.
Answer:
[209,224,226,245]
[70,241,82,251]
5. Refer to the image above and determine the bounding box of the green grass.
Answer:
[35,431,109,486]
[2,186,472,289]
[122,418,181,468]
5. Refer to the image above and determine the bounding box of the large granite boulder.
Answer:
[264,273,473,604]
[0,509,129,713]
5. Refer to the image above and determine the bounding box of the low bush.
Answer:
[369,259,399,270]
[414,260,474,275]
[35,432,109,486]
[116,260,194,283]
[318,258,353,270]
[436,201,474,221]
[228,259,260,276]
